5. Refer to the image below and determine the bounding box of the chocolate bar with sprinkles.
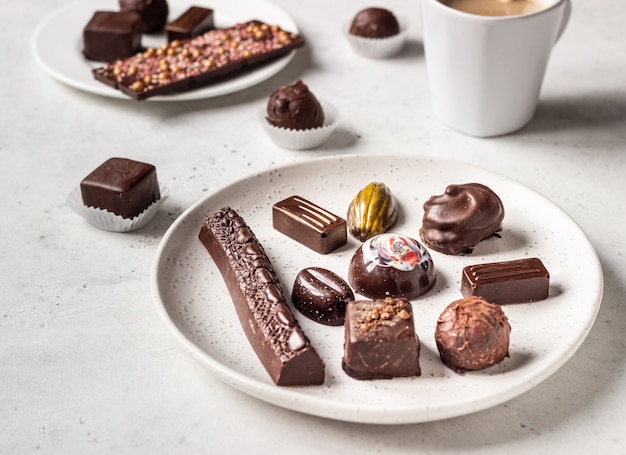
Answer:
[92,20,305,100]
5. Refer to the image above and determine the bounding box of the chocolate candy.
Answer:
[80,157,160,219]
[119,0,169,33]
[272,195,346,254]
[93,21,305,100]
[83,11,142,62]
[420,183,505,255]
[461,258,550,304]
[435,297,511,374]
[266,80,324,130]
[342,297,421,380]
[348,233,436,300]
[291,268,354,326]
[199,207,325,386]
[166,6,214,42]
[349,8,400,38]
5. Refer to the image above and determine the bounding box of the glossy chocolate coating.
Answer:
[420,183,504,255]
[349,8,400,38]
[199,207,325,386]
[266,80,324,130]
[348,233,435,300]
[461,258,550,304]
[119,0,169,33]
[435,297,511,374]
[273,195,346,254]
[292,267,354,326]
[342,297,421,380]
[83,11,142,62]
[166,6,214,42]
[80,157,160,219]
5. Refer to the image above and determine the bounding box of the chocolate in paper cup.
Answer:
[66,184,169,232]
[344,20,408,59]
[261,98,340,150]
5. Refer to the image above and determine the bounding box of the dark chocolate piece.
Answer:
[342,297,421,380]
[93,21,305,100]
[266,80,324,130]
[199,207,325,386]
[119,0,169,33]
[166,6,214,41]
[272,195,346,254]
[83,11,142,62]
[80,157,160,219]
[420,183,505,255]
[291,267,354,326]
[461,258,550,304]
[349,8,400,38]
[348,233,435,300]
[435,297,511,374]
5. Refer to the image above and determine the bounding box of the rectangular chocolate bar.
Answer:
[93,20,305,100]
[199,207,325,386]
[166,6,214,41]
[272,196,347,254]
[83,11,142,62]
[461,258,550,304]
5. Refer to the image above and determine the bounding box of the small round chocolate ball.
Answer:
[350,8,400,38]
[435,297,511,374]
[119,0,169,33]
[266,80,325,131]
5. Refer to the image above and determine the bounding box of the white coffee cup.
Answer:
[421,0,571,137]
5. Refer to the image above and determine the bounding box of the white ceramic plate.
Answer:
[151,154,603,424]
[32,0,299,101]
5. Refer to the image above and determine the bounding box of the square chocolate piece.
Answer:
[80,157,160,219]
[83,11,142,62]
[166,6,214,42]
[342,297,421,380]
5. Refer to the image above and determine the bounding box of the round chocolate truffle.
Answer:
[435,297,511,374]
[119,0,169,33]
[420,183,504,255]
[348,233,435,300]
[266,80,325,131]
[349,8,400,38]
[292,267,354,326]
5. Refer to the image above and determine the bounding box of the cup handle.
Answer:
[555,0,571,43]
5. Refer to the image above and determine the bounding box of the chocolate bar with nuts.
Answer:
[199,207,325,386]
[93,20,305,100]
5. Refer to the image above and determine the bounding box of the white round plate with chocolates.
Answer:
[32,0,299,101]
[151,154,603,424]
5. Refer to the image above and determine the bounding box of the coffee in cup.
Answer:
[440,0,547,17]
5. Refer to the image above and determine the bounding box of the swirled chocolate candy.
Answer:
[420,183,505,255]
[349,8,400,38]
[199,207,325,386]
[83,11,142,62]
[292,267,354,326]
[348,233,435,300]
[119,0,169,33]
[435,297,511,374]
[342,297,421,380]
[266,80,324,130]
[166,6,214,42]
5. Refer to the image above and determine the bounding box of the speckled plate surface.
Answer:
[32,0,299,101]
[151,154,603,424]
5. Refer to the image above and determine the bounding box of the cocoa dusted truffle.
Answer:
[119,0,169,33]
[350,7,400,38]
[348,233,436,300]
[435,297,511,374]
[420,183,505,255]
[266,80,325,131]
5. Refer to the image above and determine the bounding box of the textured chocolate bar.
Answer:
[272,196,347,254]
[93,20,304,100]
[461,258,550,304]
[166,6,214,41]
[199,207,325,386]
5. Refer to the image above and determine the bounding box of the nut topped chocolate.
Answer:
[420,183,505,255]
[119,0,169,33]
[349,7,400,38]
[266,80,324,130]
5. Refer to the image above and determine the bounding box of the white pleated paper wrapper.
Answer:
[261,98,339,150]
[66,184,168,232]
[343,20,408,59]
